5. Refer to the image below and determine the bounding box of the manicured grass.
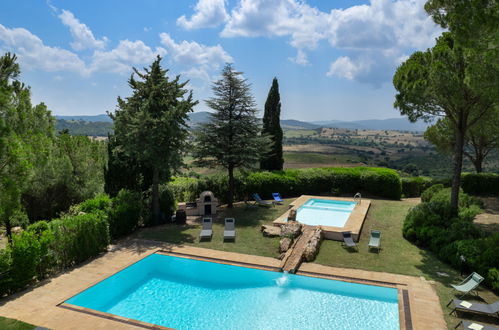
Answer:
[0,317,35,330]
[136,200,290,258]
[315,199,499,329]
[284,151,360,164]
[137,197,499,329]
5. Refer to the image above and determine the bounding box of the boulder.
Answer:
[279,237,293,253]
[303,228,324,262]
[281,222,301,238]
[261,224,281,237]
[288,209,297,221]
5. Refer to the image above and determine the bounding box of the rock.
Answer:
[11,226,23,235]
[279,237,293,253]
[303,228,324,262]
[261,225,281,237]
[288,209,297,222]
[281,222,301,238]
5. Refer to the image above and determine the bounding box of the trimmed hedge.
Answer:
[401,176,433,197]
[108,189,142,239]
[169,167,402,202]
[461,172,499,196]
[403,189,498,291]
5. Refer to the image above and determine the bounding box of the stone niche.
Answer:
[178,191,218,216]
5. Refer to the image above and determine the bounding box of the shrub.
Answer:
[421,184,444,203]
[159,185,176,218]
[488,268,499,291]
[9,231,42,290]
[27,221,54,278]
[76,193,112,214]
[429,188,482,208]
[401,177,433,197]
[0,248,12,296]
[169,167,402,202]
[108,189,142,239]
[50,213,109,268]
[461,172,499,196]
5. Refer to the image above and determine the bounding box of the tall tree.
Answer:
[110,56,197,223]
[0,53,54,240]
[193,64,269,207]
[393,33,495,214]
[425,107,499,173]
[260,77,284,170]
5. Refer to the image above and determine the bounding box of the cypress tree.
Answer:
[260,77,283,170]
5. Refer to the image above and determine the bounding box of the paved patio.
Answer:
[0,238,446,329]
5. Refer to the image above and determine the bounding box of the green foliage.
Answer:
[9,231,41,290]
[169,167,402,202]
[0,248,12,295]
[110,56,196,222]
[76,194,112,214]
[421,184,444,203]
[401,176,433,197]
[193,64,270,207]
[403,192,498,290]
[461,172,499,196]
[108,189,142,239]
[488,268,499,291]
[50,213,109,268]
[260,77,284,171]
[159,185,176,218]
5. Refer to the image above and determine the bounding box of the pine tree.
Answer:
[110,56,197,224]
[193,64,269,207]
[260,77,283,170]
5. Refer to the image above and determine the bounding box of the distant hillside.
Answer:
[56,119,113,136]
[311,118,430,132]
[188,111,212,126]
[280,119,319,130]
[55,114,112,122]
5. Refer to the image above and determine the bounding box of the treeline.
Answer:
[56,119,113,136]
[0,53,106,240]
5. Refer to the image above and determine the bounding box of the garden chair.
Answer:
[272,192,283,204]
[253,193,274,207]
[368,230,381,252]
[449,299,499,318]
[224,218,236,241]
[199,218,213,240]
[455,320,499,330]
[341,231,358,251]
[450,272,484,299]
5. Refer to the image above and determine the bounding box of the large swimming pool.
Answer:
[65,253,400,329]
[295,198,357,227]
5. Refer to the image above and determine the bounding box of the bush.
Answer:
[9,231,42,290]
[108,189,142,239]
[50,213,109,268]
[0,248,12,296]
[421,184,444,203]
[488,268,499,291]
[169,167,402,202]
[76,193,112,214]
[429,188,482,208]
[401,177,433,197]
[159,185,176,219]
[461,172,499,196]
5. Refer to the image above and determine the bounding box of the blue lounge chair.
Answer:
[451,272,484,299]
[272,193,283,204]
[253,193,274,207]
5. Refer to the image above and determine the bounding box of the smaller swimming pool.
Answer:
[295,198,356,227]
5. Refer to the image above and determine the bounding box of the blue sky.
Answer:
[0,0,442,121]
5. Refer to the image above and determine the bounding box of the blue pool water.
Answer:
[295,198,357,227]
[66,254,399,330]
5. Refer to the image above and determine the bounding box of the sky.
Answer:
[0,0,443,121]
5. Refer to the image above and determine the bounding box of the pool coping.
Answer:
[0,240,445,330]
[273,195,371,241]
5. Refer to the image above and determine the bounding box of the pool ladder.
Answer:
[353,192,361,204]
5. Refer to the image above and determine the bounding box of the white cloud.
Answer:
[159,32,232,68]
[177,0,228,30]
[219,0,442,82]
[90,40,166,74]
[58,9,107,51]
[327,56,361,81]
[0,24,88,75]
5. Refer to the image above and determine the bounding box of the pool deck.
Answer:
[273,195,371,241]
[0,239,445,330]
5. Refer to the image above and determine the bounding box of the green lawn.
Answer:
[283,151,360,164]
[136,198,499,329]
[0,317,35,330]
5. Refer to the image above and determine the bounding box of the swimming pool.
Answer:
[65,253,399,329]
[295,198,357,227]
